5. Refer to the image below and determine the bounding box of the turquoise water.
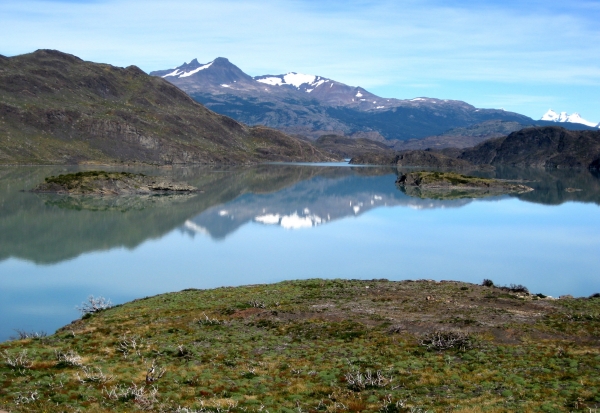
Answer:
[1,164,599,341]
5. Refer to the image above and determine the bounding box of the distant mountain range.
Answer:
[150,57,597,144]
[541,109,599,128]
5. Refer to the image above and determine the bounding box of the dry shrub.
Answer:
[419,330,474,351]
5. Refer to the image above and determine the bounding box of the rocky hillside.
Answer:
[0,50,335,165]
[351,127,600,170]
[459,126,600,169]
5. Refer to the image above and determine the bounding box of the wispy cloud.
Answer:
[0,0,598,118]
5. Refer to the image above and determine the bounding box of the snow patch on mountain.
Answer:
[162,61,213,78]
[283,73,316,88]
[541,109,598,128]
[179,62,213,78]
[162,69,182,78]
[256,73,330,92]
[256,77,283,86]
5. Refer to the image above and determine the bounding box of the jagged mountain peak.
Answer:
[149,57,253,87]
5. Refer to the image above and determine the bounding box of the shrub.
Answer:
[11,330,47,340]
[419,331,474,351]
[482,279,494,287]
[2,350,33,369]
[76,295,113,316]
[344,369,392,392]
[507,284,529,294]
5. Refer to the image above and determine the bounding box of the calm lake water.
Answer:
[1,164,599,341]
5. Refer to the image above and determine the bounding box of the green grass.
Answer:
[1,279,599,412]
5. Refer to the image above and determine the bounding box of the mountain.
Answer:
[392,120,534,150]
[150,58,535,142]
[0,50,334,165]
[541,109,599,128]
[458,126,600,169]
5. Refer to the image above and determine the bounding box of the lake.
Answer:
[1,163,599,341]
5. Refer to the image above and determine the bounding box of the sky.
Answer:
[1,0,599,122]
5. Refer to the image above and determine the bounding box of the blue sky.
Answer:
[1,0,599,121]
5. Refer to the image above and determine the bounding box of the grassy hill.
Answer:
[1,279,599,412]
[0,50,335,165]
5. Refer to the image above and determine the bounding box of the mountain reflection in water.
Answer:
[1,164,600,263]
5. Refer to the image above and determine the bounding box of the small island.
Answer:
[31,171,198,195]
[396,171,533,199]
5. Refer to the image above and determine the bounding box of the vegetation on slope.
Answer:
[1,279,599,412]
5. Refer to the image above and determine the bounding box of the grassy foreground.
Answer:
[1,279,599,413]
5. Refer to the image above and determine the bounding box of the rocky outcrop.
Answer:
[32,171,198,195]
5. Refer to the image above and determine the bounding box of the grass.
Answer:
[1,279,599,412]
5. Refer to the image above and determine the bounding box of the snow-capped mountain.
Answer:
[541,109,599,128]
[150,57,535,141]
